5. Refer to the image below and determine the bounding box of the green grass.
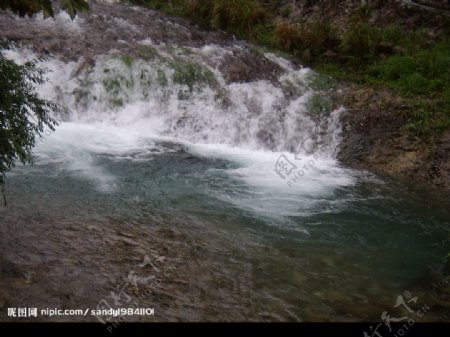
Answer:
[171,61,216,91]
[210,0,266,36]
[369,41,450,96]
[368,40,450,134]
[119,55,133,67]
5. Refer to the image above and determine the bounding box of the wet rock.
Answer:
[0,1,235,62]
[218,49,283,84]
[121,238,140,246]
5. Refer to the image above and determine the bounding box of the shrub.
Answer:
[0,46,58,189]
[274,21,301,51]
[210,0,267,35]
[275,18,338,62]
[184,0,214,28]
[301,18,339,58]
[340,21,380,64]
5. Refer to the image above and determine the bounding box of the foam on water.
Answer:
[4,42,359,215]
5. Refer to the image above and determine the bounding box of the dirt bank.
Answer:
[338,84,450,189]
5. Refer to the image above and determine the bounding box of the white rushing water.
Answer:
[4,39,359,218]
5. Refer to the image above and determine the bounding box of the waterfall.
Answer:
[1,1,356,200]
[1,1,344,159]
[7,43,343,158]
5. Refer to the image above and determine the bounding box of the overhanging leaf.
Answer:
[60,0,89,20]
[40,0,54,19]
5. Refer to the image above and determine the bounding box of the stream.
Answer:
[0,0,449,322]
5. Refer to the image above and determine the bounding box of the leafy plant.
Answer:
[60,0,89,19]
[274,21,300,51]
[275,18,338,61]
[0,47,58,195]
[210,0,266,35]
[340,21,379,64]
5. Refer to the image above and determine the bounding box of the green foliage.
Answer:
[340,21,379,63]
[102,78,122,94]
[120,55,133,67]
[367,39,450,134]
[0,0,54,18]
[134,0,267,36]
[275,18,338,62]
[406,106,431,135]
[99,60,135,109]
[251,23,274,47]
[405,100,450,136]
[60,0,89,19]
[305,94,334,118]
[157,69,168,86]
[172,62,215,91]
[109,97,124,107]
[184,0,215,28]
[369,41,450,96]
[0,0,89,19]
[274,21,300,51]
[0,2,87,194]
[102,75,133,95]
[72,71,94,109]
[280,7,291,18]
[0,46,58,190]
[210,0,266,35]
[300,18,338,61]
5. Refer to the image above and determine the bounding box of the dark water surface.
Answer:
[1,131,448,322]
